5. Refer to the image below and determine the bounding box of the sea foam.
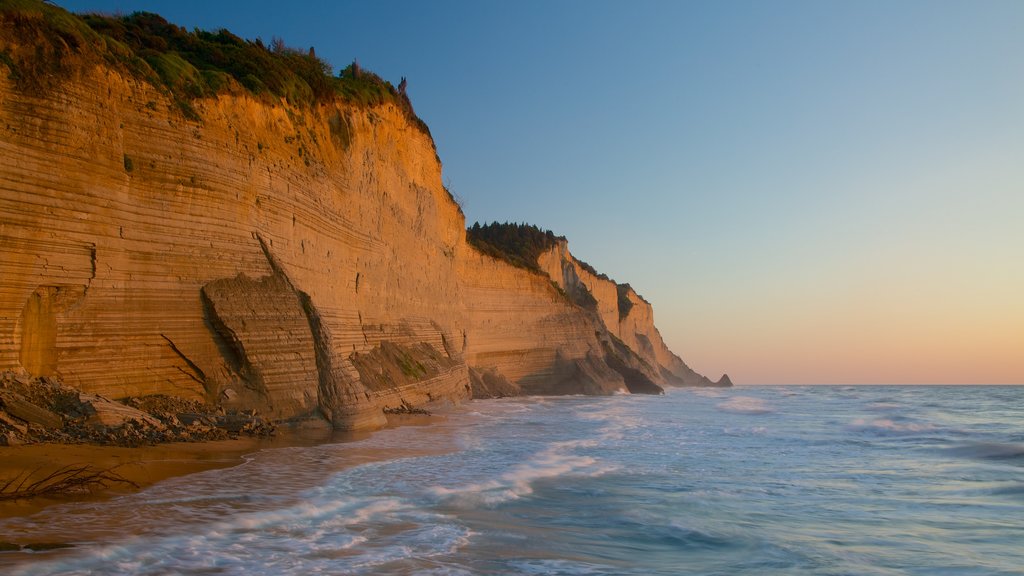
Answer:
[717,396,774,414]
[847,417,938,435]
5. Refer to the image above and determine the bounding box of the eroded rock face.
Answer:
[467,366,520,399]
[536,241,724,388]
[457,248,625,396]
[201,271,320,421]
[0,20,724,431]
[0,52,470,428]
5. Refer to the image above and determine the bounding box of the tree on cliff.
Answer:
[466,222,565,273]
[0,2,429,133]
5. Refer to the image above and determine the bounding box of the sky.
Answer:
[56,0,1024,384]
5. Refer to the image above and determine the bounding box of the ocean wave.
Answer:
[428,443,613,508]
[9,387,1024,576]
[716,396,773,414]
[343,523,473,571]
[578,407,644,438]
[412,568,477,576]
[722,426,769,436]
[690,388,727,398]
[991,483,1024,497]
[864,401,902,411]
[943,442,1024,462]
[664,521,738,550]
[847,417,938,435]
[10,495,471,576]
[507,559,616,575]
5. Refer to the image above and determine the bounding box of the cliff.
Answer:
[537,241,730,388]
[0,3,727,433]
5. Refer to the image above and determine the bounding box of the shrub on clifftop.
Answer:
[466,222,564,274]
[0,1,428,133]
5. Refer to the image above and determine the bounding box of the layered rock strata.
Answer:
[0,8,726,432]
[537,241,730,388]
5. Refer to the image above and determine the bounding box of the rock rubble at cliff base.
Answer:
[0,371,274,447]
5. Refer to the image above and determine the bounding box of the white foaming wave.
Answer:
[220,494,403,532]
[548,438,602,450]
[865,401,902,411]
[716,396,773,415]
[343,523,473,571]
[723,426,769,436]
[509,559,614,575]
[848,417,938,435]
[428,442,614,508]
[415,568,476,576]
[576,403,645,442]
[12,494,472,576]
[471,399,544,420]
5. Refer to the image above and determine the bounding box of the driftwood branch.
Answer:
[0,465,138,501]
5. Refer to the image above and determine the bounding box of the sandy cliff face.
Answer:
[457,248,624,396]
[0,52,472,429]
[537,241,729,387]
[0,13,725,431]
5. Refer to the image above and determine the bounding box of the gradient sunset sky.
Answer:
[57,0,1024,384]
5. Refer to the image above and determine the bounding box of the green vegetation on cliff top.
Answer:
[0,0,427,133]
[467,222,563,275]
[465,221,647,312]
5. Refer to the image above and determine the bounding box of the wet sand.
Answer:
[0,413,442,521]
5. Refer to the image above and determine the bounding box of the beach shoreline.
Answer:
[0,412,441,522]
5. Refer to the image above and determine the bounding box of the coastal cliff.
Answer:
[0,3,728,436]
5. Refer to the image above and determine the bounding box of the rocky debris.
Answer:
[0,371,275,447]
[213,411,275,436]
[716,374,734,387]
[0,432,24,447]
[0,391,63,429]
[124,394,207,420]
[79,393,165,429]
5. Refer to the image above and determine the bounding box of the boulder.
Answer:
[176,412,217,427]
[0,431,25,446]
[0,391,63,429]
[0,410,29,434]
[78,393,165,430]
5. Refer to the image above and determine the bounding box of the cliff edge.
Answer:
[0,2,728,435]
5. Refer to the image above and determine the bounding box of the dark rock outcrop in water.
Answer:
[0,2,730,435]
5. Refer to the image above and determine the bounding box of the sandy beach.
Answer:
[0,413,439,522]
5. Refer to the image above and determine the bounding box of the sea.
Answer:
[2,385,1023,575]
